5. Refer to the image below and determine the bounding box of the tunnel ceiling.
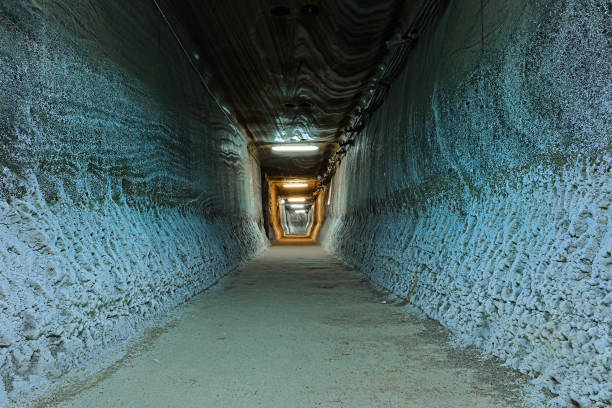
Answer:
[158,0,417,177]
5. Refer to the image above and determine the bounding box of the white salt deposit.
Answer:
[320,1,611,406]
[0,173,266,404]
[323,156,611,407]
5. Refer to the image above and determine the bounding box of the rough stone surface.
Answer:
[322,1,611,407]
[0,1,266,405]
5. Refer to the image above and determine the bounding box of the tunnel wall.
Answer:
[0,1,267,404]
[321,1,611,406]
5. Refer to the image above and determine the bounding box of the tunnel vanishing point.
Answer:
[0,1,610,407]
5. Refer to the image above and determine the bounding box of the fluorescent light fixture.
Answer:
[287,197,307,202]
[289,204,305,209]
[294,209,307,213]
[271,145,319,152]
[283,183,308,188]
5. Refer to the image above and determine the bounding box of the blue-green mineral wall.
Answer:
[0,1,267,405]
[322,1,611,406]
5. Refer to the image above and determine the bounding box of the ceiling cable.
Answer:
[151,0,257,158]
[315,0,448,194]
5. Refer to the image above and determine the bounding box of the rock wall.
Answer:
[0,1,267,405]
[321,1,611,406]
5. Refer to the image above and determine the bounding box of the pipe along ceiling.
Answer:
[150,0,449,241]
[155,0,432,178]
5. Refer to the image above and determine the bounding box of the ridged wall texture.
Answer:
[321,1,611,407]
[0,1,267,405]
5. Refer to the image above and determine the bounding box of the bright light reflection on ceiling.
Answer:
[271,145,319,152]
[283,183,308,188]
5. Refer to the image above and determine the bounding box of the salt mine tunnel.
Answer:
[0,0,610,407]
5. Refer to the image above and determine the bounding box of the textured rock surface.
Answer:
[321,1,611,406]
[157,0,417,177]
[0,1,266,405]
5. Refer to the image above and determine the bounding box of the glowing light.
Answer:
[294,209,307,213]
[283,183,308,188]
[271,145,319,152]
[280,199,286,204]
[289,204,305,209]
[287,197,307,202]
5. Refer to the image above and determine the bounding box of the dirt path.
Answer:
[44,245,528,408]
